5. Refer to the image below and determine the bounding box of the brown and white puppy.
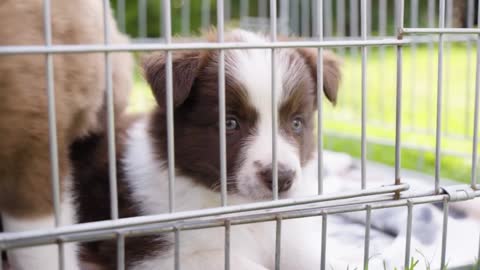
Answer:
[71,29,340,270]
[0,1,132,269]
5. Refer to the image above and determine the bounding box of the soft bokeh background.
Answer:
[115,0,479,185]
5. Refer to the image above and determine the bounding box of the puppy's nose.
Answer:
[257,164,296,192]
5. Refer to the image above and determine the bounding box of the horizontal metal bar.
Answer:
[116,193,464,234]
[0,39,410,55]
[397,34,480,45]
[133,34,479,46]
[0,184,409,248]
[3,189,478,250]
[402,28,480,35]
[92,191,477,231]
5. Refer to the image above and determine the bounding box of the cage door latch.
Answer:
[440,185,476,202]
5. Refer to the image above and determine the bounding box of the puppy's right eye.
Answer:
[226,117,239,131]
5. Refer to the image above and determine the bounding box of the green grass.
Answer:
[324,43,479,184]
[129,43,479,184]
[128,65,155,114]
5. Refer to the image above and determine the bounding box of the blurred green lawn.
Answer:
[129,43,479,184]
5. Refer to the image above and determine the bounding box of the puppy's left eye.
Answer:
[291,117,303,133]
[226,116,240,131]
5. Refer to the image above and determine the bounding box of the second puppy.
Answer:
[0,0,132,269]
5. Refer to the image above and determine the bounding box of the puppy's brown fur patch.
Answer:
[142,30,341,192]
[0,0,133,218]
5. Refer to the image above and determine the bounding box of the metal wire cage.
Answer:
[1,0,480,270]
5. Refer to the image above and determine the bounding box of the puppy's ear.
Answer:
[143,51,204,113]
[297,48,342,105]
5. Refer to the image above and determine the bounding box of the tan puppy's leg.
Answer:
[0,129,80,270]
[0,85,80,269]
[2,185,79,270]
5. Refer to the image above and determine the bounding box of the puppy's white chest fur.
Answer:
[123,119,321,270]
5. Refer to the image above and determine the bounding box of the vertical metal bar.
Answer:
[395,0,404,191]
[280,0,289,35]
[259,0,267,18]
[324,0,332,38]
[336,0,345,37]
[174,228,180,270]
[349,0,359,113]
[138,0,147,38]
[117,233,125,270]
[217,0,227,207]
[444,0,453,135]
[275,217,282,270]
[271,0,278,200]
[291,0,299,36]
[158,1,163,38]
[360,0,368,190]
[336,0,345,55]
[409,0,418,131]
[394,1,399,37]
[103,1,118,270]
[43,0,61,230]
[225,0,231,23]
[446,0,453,27]
[366,0,372,37]
[311,0,318,38]
[317,0,324,195]
[435,0,446,194]
[163,0,176,213]
[350,0,359,38]
[225,221,231,270]
[201,0,211,31]
[218,2,229,269]
[440,198,449,269]
[240,0,249,19]
[181,0,191,36]
[404,201,413,269]
[300,0,310,37]
[363,206,372,270]
[48,9,64,260]
[427,0,436,131]
[428,0,436,32]
[117,0,126,33]
[471,0,480,189]
[320,214,328,270]
[103,0,119,221]
[466,0,475,138]
[58,240,65,270]
[378,0,387,123]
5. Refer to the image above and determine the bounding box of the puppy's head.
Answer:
[144,29,341,200]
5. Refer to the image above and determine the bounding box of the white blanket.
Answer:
[316,151,480,270]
